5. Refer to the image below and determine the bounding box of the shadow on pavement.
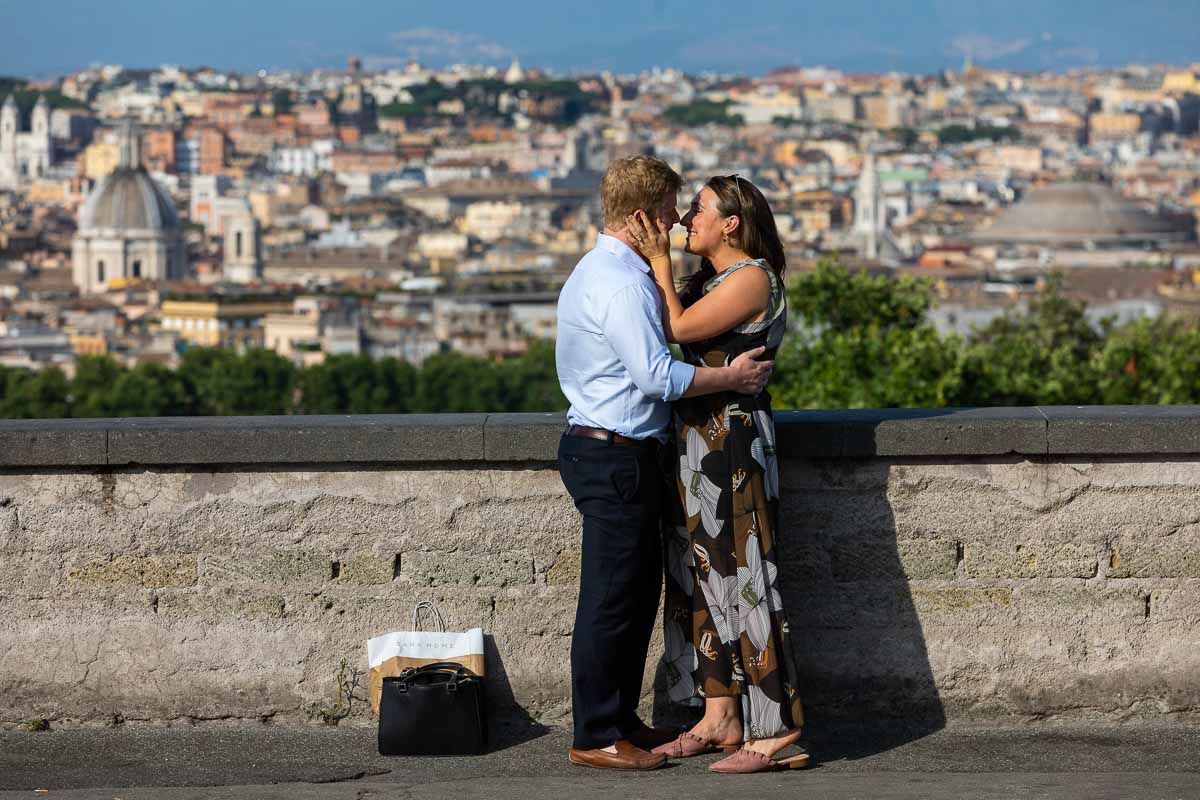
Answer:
[484,634,554,753]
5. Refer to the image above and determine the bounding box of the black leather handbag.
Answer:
[377,661,486,756]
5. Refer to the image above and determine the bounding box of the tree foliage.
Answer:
[954,275,1100,406]
[271,89,293,116]
[937,124,1021,144]
[664,101,744,127]
[296,355,418,414]
[773,260,961,408]
[378,78,595,124]
[6,262,1200,418]
[0,345,566,418]
[774,259,1200,409]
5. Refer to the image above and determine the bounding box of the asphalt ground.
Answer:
[2,721,1199,800]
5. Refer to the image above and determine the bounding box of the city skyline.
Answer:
[2,0,1197,78]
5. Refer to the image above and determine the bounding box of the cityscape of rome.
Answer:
[1,19,1199,409]
[7,5,1200,797]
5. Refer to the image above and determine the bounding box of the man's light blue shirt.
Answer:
[556,233,696,443]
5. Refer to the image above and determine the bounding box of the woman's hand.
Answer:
[626,210,672,267]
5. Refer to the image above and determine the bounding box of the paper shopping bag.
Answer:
[367,601,485,716]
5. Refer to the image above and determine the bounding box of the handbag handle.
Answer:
[410,661,476,678]
[411,600,446,632]
[391,661,478,694]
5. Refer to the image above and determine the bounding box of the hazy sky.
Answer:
[2,0,1197,78]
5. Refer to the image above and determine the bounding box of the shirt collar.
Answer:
[597,233,650,274]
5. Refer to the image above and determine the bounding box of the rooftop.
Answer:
[974,181,1193,246]
[77,167,180,234]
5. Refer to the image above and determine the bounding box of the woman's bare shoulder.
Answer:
[707,262,772,298]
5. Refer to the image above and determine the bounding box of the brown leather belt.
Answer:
[565,424,651,447]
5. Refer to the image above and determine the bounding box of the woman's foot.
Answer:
[686,713,743,749]
[709,745,809,774]
[681,695,743,747]
[652,731,739,758]
[742,727,803,759]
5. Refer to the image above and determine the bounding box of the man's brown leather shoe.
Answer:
[626,723,680,751]
[568,739,667,770]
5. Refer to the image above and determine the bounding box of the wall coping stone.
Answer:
[0,406,1198,467]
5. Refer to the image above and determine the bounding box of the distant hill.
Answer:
[0,76,28,96]
[0,77,90,116]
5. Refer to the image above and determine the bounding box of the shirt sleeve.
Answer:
[601,283,696,402]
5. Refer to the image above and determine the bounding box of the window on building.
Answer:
[131,260,142,278]
[97,260,105,283]
[235,231,243,258]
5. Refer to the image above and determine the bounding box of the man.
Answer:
[556,156,773,770]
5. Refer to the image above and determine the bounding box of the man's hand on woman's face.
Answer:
[626,209,672,263]
[727,346,774,394]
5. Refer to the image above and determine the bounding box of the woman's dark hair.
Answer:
[705,174,786,279]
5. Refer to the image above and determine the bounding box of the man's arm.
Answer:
[682,347,772,398]
[602,285,772,401]
[602,284,695,401]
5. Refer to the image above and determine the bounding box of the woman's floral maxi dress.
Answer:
[662,258,804,741]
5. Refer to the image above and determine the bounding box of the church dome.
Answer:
[975,182,1192,245]
[78,166,180,233]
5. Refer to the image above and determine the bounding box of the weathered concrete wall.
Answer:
[1,408,1200,728]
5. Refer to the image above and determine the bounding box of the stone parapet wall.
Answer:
[1,407,1199,728]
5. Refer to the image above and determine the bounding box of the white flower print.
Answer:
[665,524,694,596]
[663,617,698,703]
[699,568,740,644]
[750,410,779,501]
[681,426,724,535]
[747,683,785,739]
[737,533,782,652]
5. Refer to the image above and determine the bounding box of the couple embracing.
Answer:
[555,156,805,774]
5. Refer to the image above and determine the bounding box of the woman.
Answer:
[624,175,805,774]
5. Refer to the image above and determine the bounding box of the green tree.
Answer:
[70,355,125,417]
[179,348,296,415]
[664,101,744,127]
[106,363,191,416]
[271,89,293,115]
[412,352,503,413]
[776,324,962,409]
[497,340,567,412]
[367,357,420,413]
[892,127,920,147]
[297,355,418,414]
[1093,316,1200,405]
[937,124,1020,145]
[773,259,961,409]
[788,258,933,332]
[0,366,69,418]
[379,100,421,118]
[954,276,1100,406]
[7,88,89,113]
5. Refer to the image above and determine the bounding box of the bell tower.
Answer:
[854,149,884,260]
[30,95,51,177]
[0,96,17,187]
